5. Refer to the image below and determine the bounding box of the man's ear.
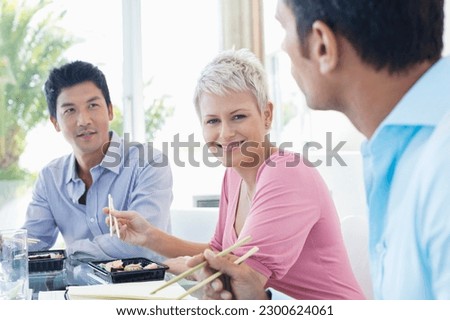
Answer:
[310,21,339,74]
[108,104,114,121]
[50,116,60,132]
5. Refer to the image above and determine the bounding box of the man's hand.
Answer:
[187,249,268,300]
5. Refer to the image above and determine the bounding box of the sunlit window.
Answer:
[1,0,450,227]
[0,0,222,228]
[0,0,122,228]
[140,0,224,209]
[22,0,123,173]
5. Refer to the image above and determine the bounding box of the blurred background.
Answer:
[1,0,450,230]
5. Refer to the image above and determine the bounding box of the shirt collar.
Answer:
[65,153,78,184]
[379,56,450,128]
[100,131,122,175]
[64,131,122,184]
[363,56,450,154]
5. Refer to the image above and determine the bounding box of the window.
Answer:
[0,0,123,229]
[262,0,366,219]
[140,0,224,209]
[21,0,123,173]
[1,0,450,227]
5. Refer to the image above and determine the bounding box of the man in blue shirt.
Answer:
[23,61,173,261]
[192,0,449,299]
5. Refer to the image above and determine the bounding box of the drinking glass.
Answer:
[0,229,29,300]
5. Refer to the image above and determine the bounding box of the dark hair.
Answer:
[284,0,444,73]
[44,61,112,118]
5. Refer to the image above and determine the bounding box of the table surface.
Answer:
[28,257,197,300]
[29,258,101,299]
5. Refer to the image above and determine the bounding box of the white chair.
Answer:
[340,214,374,299]
[170,208,374,298]
[170,208,219,243]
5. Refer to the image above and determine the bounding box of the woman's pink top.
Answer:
[210,151,365,299]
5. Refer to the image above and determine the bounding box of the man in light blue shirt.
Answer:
[23,61,172,261]
[362,57,450,299]
[191,0,449,299]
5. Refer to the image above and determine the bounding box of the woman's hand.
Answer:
[103,208,153,247]
[163,256,197,279]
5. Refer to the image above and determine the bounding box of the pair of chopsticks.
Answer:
[1,237,39,245]
[176,246,259,300]
[149,235,257,299]
[108,194,121,239]
[27,238,40,244]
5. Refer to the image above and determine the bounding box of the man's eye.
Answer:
[89,103,99,108]
[64,108,75,115]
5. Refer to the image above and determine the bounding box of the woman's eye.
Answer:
[206,119,219,125]
[232,114,246,120]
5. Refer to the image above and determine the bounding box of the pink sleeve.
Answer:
[209,169,229,252]
[235,155,323,280]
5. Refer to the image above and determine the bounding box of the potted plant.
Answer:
[0,0,73,220]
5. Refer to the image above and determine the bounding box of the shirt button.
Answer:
[90,218,95,223]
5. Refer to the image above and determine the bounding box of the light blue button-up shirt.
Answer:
[362,57,450,299]
[23,131,173,261]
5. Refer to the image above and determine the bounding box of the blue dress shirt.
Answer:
[362,57,450,299]
[23,131,173,261]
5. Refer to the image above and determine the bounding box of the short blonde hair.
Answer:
[193,48,269,116]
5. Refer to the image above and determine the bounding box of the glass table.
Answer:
[28,257,103,299]
[28,257,198,300]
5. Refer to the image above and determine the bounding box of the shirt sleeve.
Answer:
[235,154,323,280]
[209,170,229,252]
[69,152,173,261]
[22,170,59,251]
[418,131,450,299]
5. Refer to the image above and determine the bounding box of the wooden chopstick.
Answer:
[176,246,259,300]
[149,235,252,295]
[108,194,120,239]
[108,194,114,237]
[27,238,40,244]
[2,237,39,244]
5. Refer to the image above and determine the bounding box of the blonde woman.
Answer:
[106,49,364,299]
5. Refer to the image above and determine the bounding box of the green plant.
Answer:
[0,0,73,180]
[144,95,174,141]
[109,96,174,142]
[109,106,124,136]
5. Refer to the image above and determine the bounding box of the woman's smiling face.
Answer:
[199,91,272,168]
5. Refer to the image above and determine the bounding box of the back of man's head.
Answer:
[45,61,112,118]
[284,0,444,73]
